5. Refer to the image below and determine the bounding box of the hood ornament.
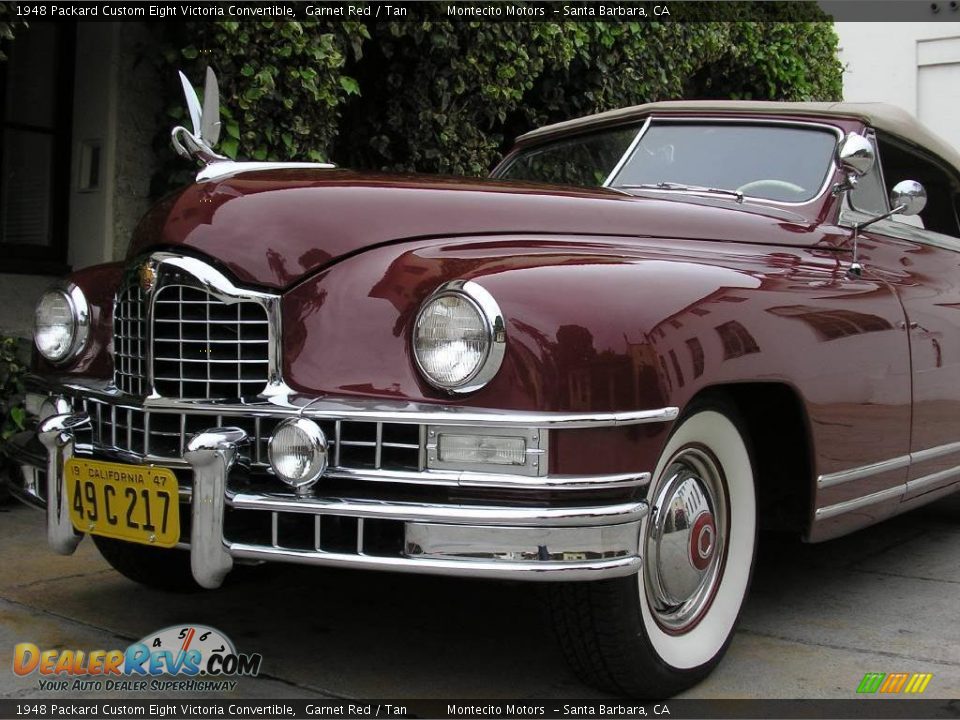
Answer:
[170,67,337,182]
[171,67,227,166]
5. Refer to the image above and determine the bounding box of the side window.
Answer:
[876,133,960,238]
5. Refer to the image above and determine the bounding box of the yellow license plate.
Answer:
[65,459,180,548]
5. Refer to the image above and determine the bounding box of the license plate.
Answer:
[65,459,180,548]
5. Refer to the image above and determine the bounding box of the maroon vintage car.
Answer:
[5,81,959,696]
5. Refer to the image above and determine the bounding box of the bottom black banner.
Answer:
[1,699,958,720]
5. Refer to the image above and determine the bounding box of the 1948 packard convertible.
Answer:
[5,73,960,695]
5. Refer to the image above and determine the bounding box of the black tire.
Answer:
[92,535,203,593]
[548,399,758,697]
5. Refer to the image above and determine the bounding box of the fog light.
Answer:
[267,418,328,493]
[437,433,527,466]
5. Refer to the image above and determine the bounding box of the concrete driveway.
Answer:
[0,493,958,700]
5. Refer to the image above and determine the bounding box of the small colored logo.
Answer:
[13,624,261,685]
[857,672,933,695]
[138,260,157,293]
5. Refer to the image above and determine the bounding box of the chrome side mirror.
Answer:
[890,180,927,216]
[838,133,876,178]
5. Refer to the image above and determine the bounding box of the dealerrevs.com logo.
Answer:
[13,624,262,692]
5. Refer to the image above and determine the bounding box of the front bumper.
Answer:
[5,383,675,586]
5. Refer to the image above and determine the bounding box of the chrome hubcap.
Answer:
[645,447,727,631]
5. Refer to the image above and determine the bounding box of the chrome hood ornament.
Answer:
[170,67,337,182]
[171,67,227,166]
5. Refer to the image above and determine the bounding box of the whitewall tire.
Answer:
[548,398,757,697]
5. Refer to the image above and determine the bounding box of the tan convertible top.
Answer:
[516,100,960,176]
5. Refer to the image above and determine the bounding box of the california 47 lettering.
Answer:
[65,458,181,548]
[12,625,263,692]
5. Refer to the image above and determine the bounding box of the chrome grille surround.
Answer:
[112,253,283,401]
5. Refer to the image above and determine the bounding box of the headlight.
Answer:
[268,418,328,493]
[34,286,89,363]
[412,280,506,394]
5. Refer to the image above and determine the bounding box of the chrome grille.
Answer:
[152,286,270,400]
[80,397,422,472]
[113,284,147,396]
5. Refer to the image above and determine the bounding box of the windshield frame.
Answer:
[495,115,845,208]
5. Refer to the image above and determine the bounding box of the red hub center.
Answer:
[689,511,716,571]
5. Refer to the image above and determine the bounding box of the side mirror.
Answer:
[890,180,927,217]
[838,133,876,178]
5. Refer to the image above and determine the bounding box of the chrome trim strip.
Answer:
[227,492,647,527]
[601,116,651,187]
[906,464,960,495]
[910,440,960,465]
[818,439,960,489]
[226,544,643,582]
[327,466,649,490]
[817,455,910,488]
[33,376,679,429]
[814,485,904,522]
[196,160,335,183]
[405,521,641,563]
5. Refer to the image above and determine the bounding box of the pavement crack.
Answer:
[8,569,115,590]
[839,529,930,570]
[737,628,960,667]
[0,595,139,644]
[848,567,960,585]
[247,671,349,699]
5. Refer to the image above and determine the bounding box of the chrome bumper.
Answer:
[11,411,652,586]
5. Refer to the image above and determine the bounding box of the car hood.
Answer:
[128,169,838,289]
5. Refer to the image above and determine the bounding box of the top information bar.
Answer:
[7,1,960,23]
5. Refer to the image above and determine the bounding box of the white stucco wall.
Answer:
[836,22,960,149]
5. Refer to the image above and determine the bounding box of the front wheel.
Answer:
[548,402,757,697]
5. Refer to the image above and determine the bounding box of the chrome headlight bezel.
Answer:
[33,284,90,364]
[267,418,329,492]
[412,280,506,394]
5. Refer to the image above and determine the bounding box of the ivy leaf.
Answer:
[339,76,360,96]
[220,138,239,159]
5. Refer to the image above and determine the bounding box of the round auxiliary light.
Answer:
[412,280,506,394]
[34,285,89,364]
[267,418,328,492]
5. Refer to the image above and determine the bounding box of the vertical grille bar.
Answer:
[113,284,147,395]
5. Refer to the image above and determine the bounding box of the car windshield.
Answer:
[496,121,839,203]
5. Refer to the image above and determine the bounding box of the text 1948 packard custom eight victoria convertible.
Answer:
[5,70,960,696]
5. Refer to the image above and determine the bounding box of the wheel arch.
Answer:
[681,381,815,538]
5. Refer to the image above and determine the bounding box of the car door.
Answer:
[857,132,960,501]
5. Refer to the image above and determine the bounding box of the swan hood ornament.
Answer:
[170,67,335,182]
